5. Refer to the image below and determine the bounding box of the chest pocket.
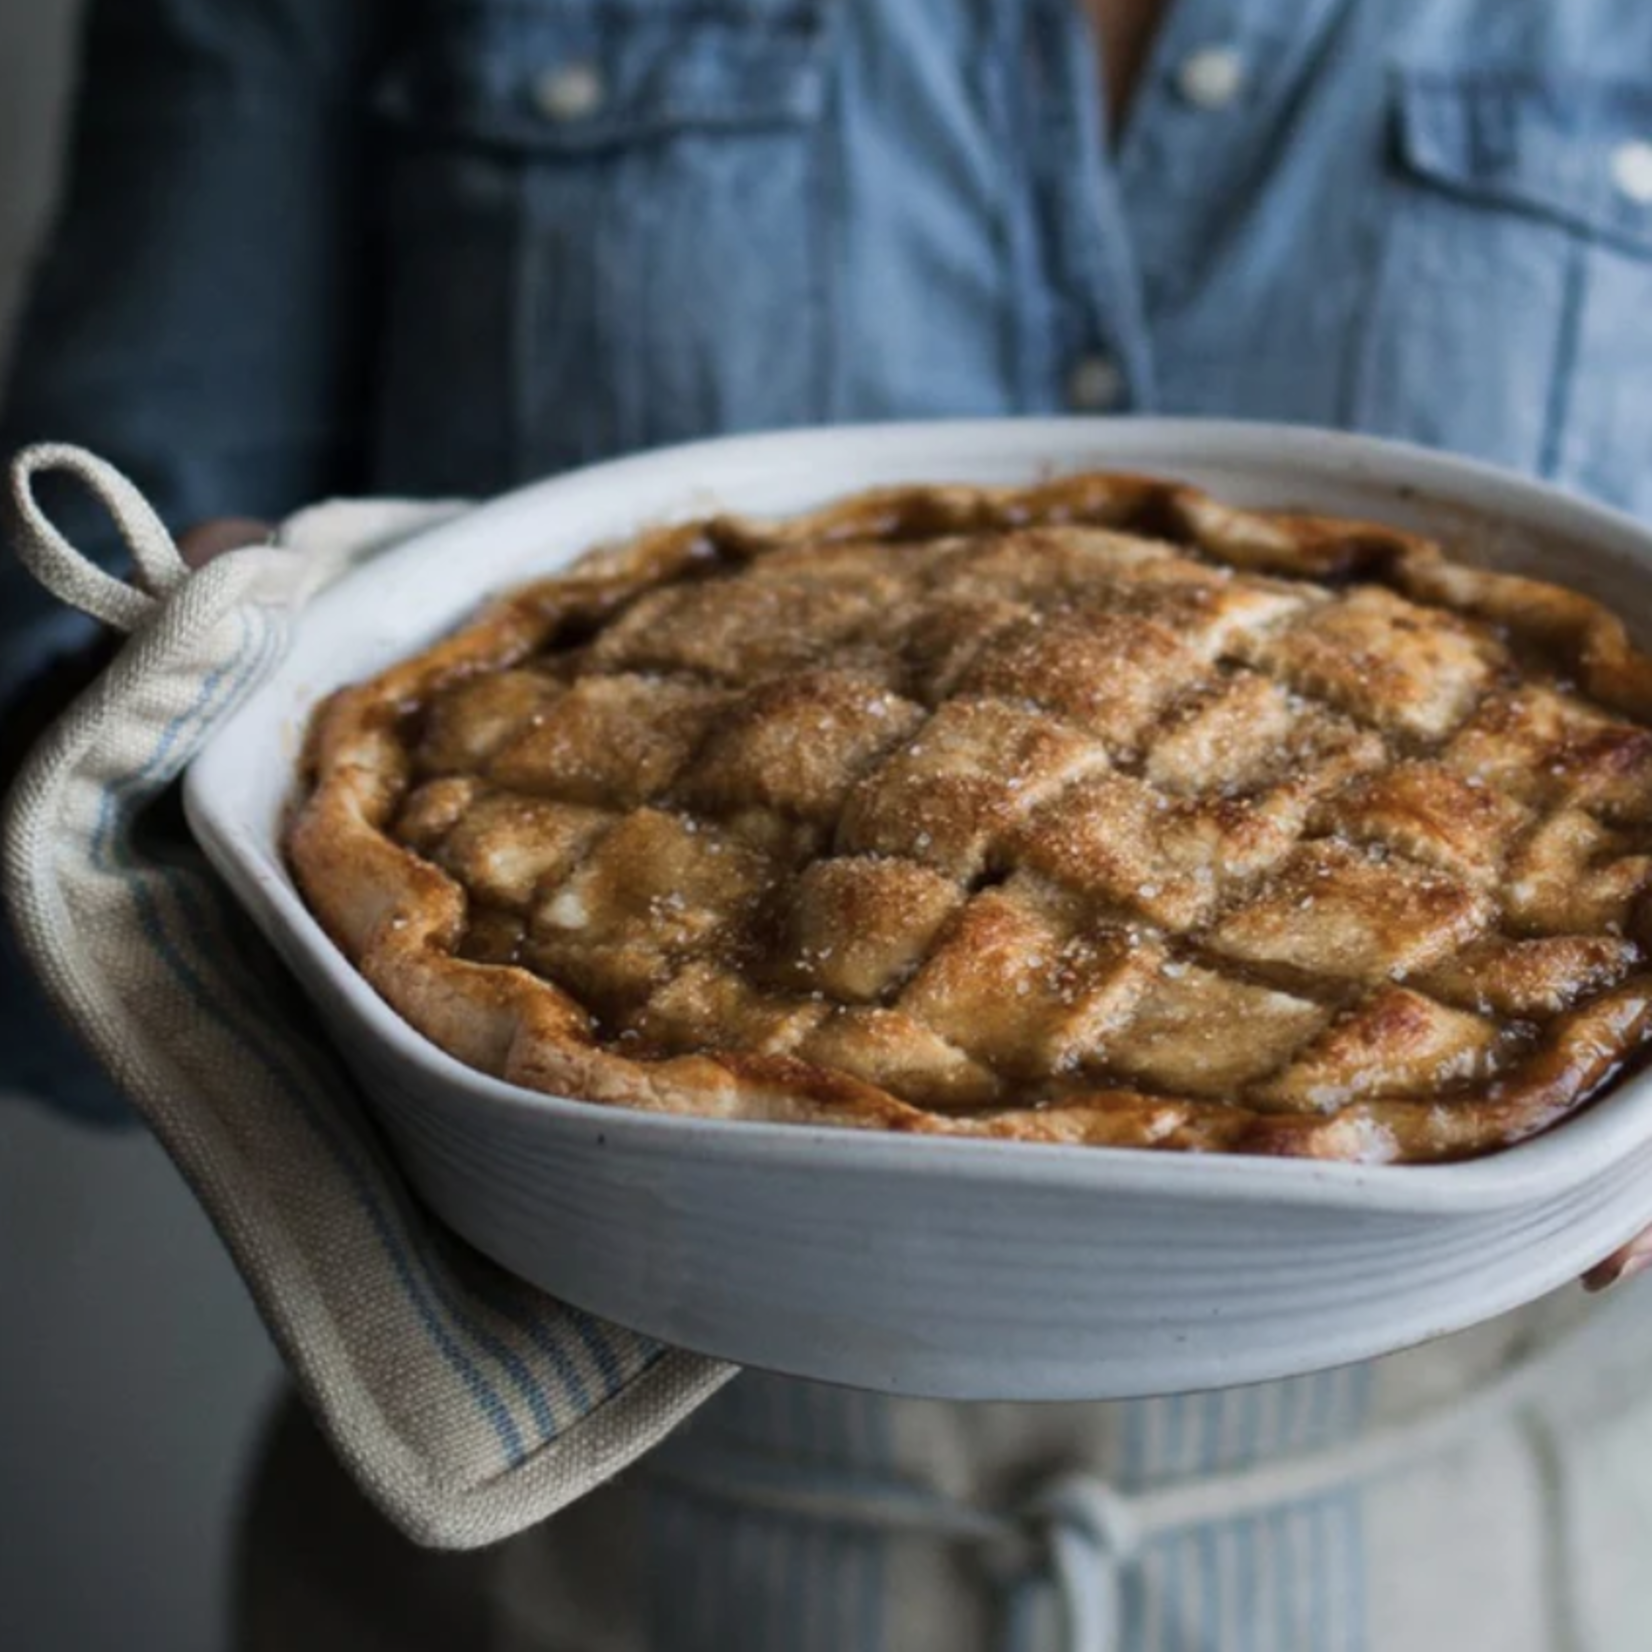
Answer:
[1353,70,1652,520]
[370,3,831,496]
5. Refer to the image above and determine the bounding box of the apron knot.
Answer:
[1011,1472,1143,1652]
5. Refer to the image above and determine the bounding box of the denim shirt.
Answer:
[4,0,1652,1118]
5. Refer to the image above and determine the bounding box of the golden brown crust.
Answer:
[286,471,1652,1164]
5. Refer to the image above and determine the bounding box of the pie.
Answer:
[286,472,1652,1163]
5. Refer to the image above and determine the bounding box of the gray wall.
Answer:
[0,6,282,1651]
[0,2,78,365]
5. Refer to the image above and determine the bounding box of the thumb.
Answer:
[177,516,274,571]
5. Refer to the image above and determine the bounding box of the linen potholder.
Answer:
[2,443,735,1548]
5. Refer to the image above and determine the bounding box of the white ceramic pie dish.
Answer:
[185,419,1652,1399]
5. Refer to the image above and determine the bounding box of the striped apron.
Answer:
[387,1281,1652,1652]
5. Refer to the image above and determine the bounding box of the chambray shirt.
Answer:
[5,0,1652,1121]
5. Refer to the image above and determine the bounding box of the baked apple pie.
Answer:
[287,473,1652,1163]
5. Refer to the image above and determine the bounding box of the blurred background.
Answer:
[0,5,281,1650]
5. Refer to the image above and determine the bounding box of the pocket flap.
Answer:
[376,6,828,153]
[1395,71,1652,256]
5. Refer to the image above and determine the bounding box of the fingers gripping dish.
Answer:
[287,473,1652,1164]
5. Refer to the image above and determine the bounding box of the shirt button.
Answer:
[533,62,606,124]
[1066,354,1127,413]
[1175,46,1246,111]
[1612,139,1652,206]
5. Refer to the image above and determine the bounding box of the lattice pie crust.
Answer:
[287,474,1652,1162]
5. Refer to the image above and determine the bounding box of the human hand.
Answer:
[176,516,274,569]
[1584,1230,1652,1292]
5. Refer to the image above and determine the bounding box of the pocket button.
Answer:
[533,62,607,124]
[1611,140,1652,206]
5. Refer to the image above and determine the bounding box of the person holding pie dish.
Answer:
[6,0,1652,1647]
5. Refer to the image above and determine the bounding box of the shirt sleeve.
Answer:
[0,0,389,1123]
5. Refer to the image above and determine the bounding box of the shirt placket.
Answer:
[1015,0,1157,416]
[1112,0,1357,330]
[1014,0,1360,420]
